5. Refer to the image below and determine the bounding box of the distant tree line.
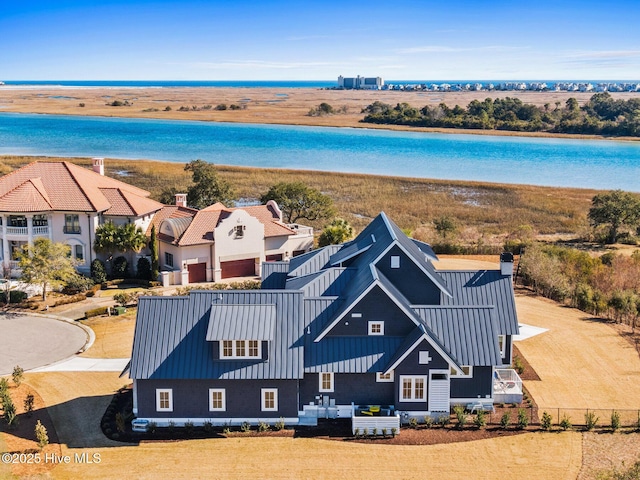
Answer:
[361,92,640,137]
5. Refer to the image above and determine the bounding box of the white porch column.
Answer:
[1,215,8,266]
[48,214,53,241]
[26,214,34,247]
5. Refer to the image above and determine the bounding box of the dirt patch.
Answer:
[0,382,61,477]
[513,344,541,381]
[579,431,640,479]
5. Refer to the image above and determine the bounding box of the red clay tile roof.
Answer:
[0,161,163,215]
[146,205,198,235]
[161,203,296,246]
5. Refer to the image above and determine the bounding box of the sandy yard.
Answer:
[2,257,640,479]
[1,86,639,140]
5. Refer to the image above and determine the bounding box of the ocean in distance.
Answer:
[0,112,639,192]
[1,80,632,88]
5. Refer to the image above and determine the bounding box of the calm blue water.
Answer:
[2,79,633,88]
[0,112,638,191]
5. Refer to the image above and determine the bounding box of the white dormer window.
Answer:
[390,256,400,269]
[376,371,394,382]
[368,321,384,335]
[235,225,245,237]
[220,340,261,359]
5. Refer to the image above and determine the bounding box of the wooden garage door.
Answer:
[221,258,255,279]
[187,262,207,283]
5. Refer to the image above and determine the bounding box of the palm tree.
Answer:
[94,222,147,275]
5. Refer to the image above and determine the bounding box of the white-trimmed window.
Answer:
[390,255,400,269]
[261,388,278,411]
[368,321,384,336]
[209,389,226,411]
[399,376,427,402]
[418,351,433,364]
[498,335,506,357]
[376,371,394,382]
[220,340,261,359]
[156,389,173,412]
[165,252,174,268]
[451,365,473,378]
[319,372,334,392]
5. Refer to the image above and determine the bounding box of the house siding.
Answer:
[450,366,493,399]
[299,373,395,408]
[393,338,449,409]
[376,245,441,305]
[137,379,299,419]
[327,286,417,337]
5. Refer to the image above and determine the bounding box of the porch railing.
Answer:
[351,403,400,435]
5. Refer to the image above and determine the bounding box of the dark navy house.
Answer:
[129,213,521,433]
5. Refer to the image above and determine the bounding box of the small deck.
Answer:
[493,368,523,404]
[351,404,400,435]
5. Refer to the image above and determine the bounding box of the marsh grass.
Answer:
[0,156,596,242]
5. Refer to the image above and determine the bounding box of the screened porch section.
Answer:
[493,368,523,404]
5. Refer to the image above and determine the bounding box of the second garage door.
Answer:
[187,262,207,283]
[221,258,256,279]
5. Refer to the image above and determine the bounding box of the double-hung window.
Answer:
[209,389,226,411]
[319,372,334,392]
[399,376,427,402]
[156,389,173,412]
[64,214,81,234]
[261,388,278,411]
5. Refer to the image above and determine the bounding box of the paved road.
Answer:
[0,313,88,375]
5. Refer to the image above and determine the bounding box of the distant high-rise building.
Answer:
[338,75,384,90]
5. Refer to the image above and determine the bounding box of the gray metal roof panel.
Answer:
[206,304,276,340]
[130,291,304,380]
[287,245,341,277]
[286,267,357,297]
[261,261,289,289]
[411,239,439,261]
[438,270,519,335]
[329,235,375,265]
[413,306,502,366]
[305,336,405,373]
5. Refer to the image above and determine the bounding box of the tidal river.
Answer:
[0,112,638,191]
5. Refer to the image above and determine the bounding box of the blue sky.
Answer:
[2,0,639,80]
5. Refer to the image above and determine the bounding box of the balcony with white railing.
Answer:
[3,225,50,237]
[493,369,523,404]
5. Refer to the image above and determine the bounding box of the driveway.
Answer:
[0,313,88,375]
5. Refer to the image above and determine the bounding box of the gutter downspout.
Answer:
[88,214,93,265]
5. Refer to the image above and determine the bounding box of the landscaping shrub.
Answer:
[0,290,28,304]
[258,421,269,432]
[274,417,285,431]
[12,365,24,386]
[112,256,129,279]
[23,393,34,416]
[559,414,572,431]
[513,355,525,375]
[85,306,109,318]
[474,409,487,429]
[453,405,467,430]
[500,412,511,429]
[52,293,87,307]
[91,259,107,283]
[62,274,94,294]
[136,257,152,280]
[611,410,621,431]
[585,411,599,431]
[423,415,434,428]
[517,408,529,429]
[35,420,49,450]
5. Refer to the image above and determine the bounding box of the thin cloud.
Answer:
[559,50,640,70]
[180,60,346,70]
[396,45,528,54]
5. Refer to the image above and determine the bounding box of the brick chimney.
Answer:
[175,193,188,208]
[92,157,105,176]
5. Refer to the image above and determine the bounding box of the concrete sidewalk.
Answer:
[31,356,129,372]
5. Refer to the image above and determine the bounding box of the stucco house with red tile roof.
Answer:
[0,158,164,274]
[153,198,314,285]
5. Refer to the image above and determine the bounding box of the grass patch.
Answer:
[0,156,597,244]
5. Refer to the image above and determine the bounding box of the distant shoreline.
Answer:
[1,86,640,142]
